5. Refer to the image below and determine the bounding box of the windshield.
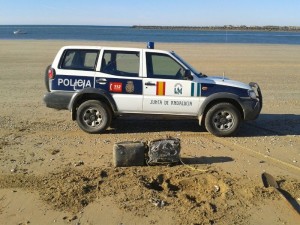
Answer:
[171,52,202,78]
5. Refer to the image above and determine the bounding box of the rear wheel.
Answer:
[205,103,241,137]
[76,100,112,133]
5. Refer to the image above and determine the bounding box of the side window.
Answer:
[60,50,99,71]
[100,50,139,77]
[146,52,185,79]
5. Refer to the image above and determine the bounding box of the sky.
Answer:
[0,0,299,26]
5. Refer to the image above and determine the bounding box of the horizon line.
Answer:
[1,24,299,27]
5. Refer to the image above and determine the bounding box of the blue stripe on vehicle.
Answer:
[95,78,143,95]
[51,75,143,94]
[51,75,95,92]
[201,84,248,97]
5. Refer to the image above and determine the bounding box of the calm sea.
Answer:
[1,25,300,45]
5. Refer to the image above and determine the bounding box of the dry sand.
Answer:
[0,40,299,225]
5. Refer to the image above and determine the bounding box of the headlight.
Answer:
[248,90,257,99]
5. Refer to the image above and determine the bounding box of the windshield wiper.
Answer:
[198,72,207,78]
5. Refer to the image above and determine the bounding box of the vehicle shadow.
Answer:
[108,114,300,137]
[181,156,234,165]
[239,114,300,137]
[109,116,202,134]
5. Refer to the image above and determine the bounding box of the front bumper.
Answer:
[249,82,263,111]
[242,82,263,120]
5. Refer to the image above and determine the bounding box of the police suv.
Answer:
[44,43,262,137]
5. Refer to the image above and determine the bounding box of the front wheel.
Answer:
[76,100,112,134]
[204,103,241,137]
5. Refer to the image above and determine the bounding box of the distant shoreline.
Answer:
[132,25,300,32]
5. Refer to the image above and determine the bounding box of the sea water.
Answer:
[1,25,300,45]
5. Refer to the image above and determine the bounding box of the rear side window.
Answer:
[100,50,139,77]
[60,49,99,71]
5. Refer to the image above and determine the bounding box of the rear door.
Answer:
[95,48,143,112]
[142,51,200,115]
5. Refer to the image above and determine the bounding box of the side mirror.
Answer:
[184,69,193,80]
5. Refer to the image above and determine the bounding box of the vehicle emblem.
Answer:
[174,83,183,95]
[125,81,134,93]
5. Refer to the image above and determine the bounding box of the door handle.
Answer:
[96,78,107,84]
[145,82,156,86]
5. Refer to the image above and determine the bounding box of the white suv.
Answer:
[44,43,262,137]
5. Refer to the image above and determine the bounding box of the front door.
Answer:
[143,52,200,115]
[95,49,143,113]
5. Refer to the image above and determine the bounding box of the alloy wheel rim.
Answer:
[212,110,234,131]
[83,108,103,127]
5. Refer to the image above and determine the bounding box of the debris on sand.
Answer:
[1,165,297,224]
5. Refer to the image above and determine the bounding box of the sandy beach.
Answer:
[0,40,299,225]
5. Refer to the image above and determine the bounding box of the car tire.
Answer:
[205,102,241,137]
[76,100,112,134]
